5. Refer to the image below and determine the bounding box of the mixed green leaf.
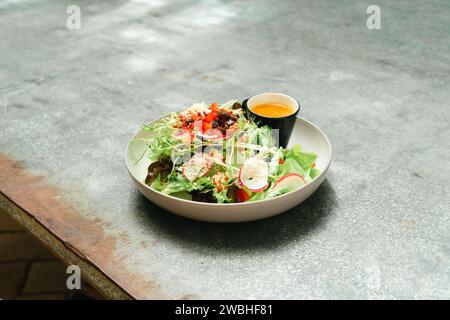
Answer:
[136,101,319,203]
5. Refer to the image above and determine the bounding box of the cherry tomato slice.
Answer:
[236,188,251,202]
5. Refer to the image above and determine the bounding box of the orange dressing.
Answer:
[251,103,294,117]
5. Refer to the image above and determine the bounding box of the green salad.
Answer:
[136,100,319,203]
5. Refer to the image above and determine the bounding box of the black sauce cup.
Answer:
[242,93,300,148]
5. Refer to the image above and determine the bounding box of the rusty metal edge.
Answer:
[0,191,133,300]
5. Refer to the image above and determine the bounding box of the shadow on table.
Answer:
[133,179,336,253]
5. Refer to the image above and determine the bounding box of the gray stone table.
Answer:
[1,0,449,299]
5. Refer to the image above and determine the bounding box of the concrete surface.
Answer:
[0,0,449,299]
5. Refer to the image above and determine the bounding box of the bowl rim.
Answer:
[125,112,332,207]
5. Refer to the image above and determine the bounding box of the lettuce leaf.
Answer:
[248,184,290,202]
[310,167,320,179]
[277,158,306,177]
[151,175,192,194]
[284,144,317,172]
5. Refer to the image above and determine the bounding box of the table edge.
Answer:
[0,191,133,300]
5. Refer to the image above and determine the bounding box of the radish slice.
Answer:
[182,155,211,181]
[271,173,306,193]
[198,126,237,141]
[239,157,269,192]
[197,130,224,141]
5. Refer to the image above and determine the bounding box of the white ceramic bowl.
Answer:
[126,116,332,223]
